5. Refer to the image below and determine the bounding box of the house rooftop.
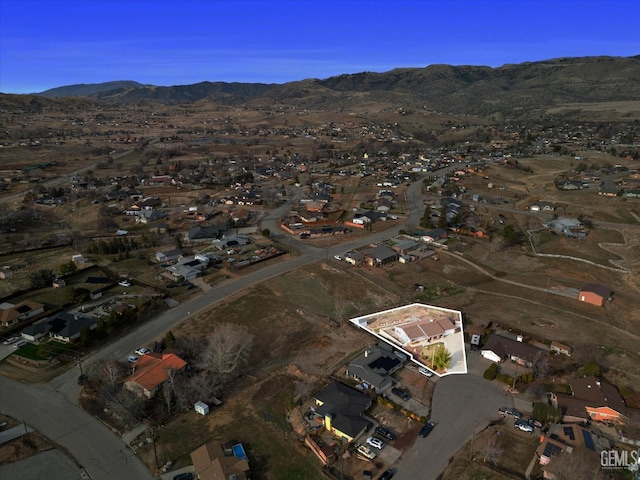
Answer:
[579,283,611,298]
[127,353,187,392]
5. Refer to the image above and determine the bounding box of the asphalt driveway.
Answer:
[393,349,505,480]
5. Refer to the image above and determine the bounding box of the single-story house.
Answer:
[314,381,372,442]
[391,239,420,255]
[530,201,556,212]
[0,300,45,327]
[578,284,611,307]
[164,257,207,281]
[185,224,227,244]
[47,312,98,343]
[550,341,572,356]
[345,251,365,266]
[393,316,456,345]
[480,334,543,366]
[361,245,398,267]
[536,423,608,467]
[155,249,183,263]
[124,353,187,399]
[191,441,251,480]
[421,228,447,243]
[22,312,97,343]
[551,376,626,425]
[346,344,404,392]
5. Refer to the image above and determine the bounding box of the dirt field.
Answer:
[133,241,640,478]
[441,421,540,480]
[0,415,55,466]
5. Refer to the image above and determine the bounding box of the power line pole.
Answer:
[469,421,477,462]
[23,420,32,449]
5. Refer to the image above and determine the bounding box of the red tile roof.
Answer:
[126,353,186,392]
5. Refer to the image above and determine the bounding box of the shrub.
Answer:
[496,373,510,384]
[483,363,498,380]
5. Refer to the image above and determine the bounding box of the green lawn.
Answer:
[14,340,78,360]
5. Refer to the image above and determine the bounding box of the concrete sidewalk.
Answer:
[0,423,34,445]
[122,423,148,447]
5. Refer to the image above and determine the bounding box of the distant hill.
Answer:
[37,81,148,98]
[23,55,640,120]
[90,81,275,104]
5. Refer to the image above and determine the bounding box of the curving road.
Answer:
[0,178,426,479]
[2,166,639,479]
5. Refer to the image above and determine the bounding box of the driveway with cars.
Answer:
[393,349,505,480]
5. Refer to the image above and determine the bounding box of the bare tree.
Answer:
[100,360,126,395]
[477,432,503,465]
[175,333,208,363]
[163,368,177,414]
[186,371,222,404]
[196,323,253,379]
[108,388,147,427]
[531,351,550,379]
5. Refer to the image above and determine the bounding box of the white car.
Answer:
[135,348,150,356]
[127,355,139,363]
[118,280,132,287]
[333,255,343,261]
[3,336,20,345]
[418,366,434,377]
[366,436,385,450]
[13,340,28,348]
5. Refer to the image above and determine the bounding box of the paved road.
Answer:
[394,350,505,480]
[2,167,638,479]
[0,376,150,479]
[0,177,427,479]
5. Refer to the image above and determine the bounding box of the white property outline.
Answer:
[349,302,468,376]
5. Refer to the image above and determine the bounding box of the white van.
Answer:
[13,340,28,348]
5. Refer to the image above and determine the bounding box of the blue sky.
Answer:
[1,0,638,94]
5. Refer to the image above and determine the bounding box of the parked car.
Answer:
[498,407,522,419]
[173,474,193,480]
[418,422,435,438]
[375,425,396,441]
[127,355,139,363]
[528,418,543,429]
[356,444,377,460]
[418,366,434,377]
[118,280,132,287]
[391,387,410,401]
[379,469,394,480]
[365,436,385,450]
[135,348,150,356]
[3,336,20,345]
[13,340,28,348]
[515,419,534,433]
[333,255,343,261]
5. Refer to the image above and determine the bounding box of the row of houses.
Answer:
[480,333,627,425]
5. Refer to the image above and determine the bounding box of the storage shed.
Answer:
[194,401,209,416]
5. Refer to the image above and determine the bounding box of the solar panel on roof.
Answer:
[543,442,563,458]
[563,426,575,440]
[582,429,595,450]
[368,356,400,371]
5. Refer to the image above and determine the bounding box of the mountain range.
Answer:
[7,55,640,121]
